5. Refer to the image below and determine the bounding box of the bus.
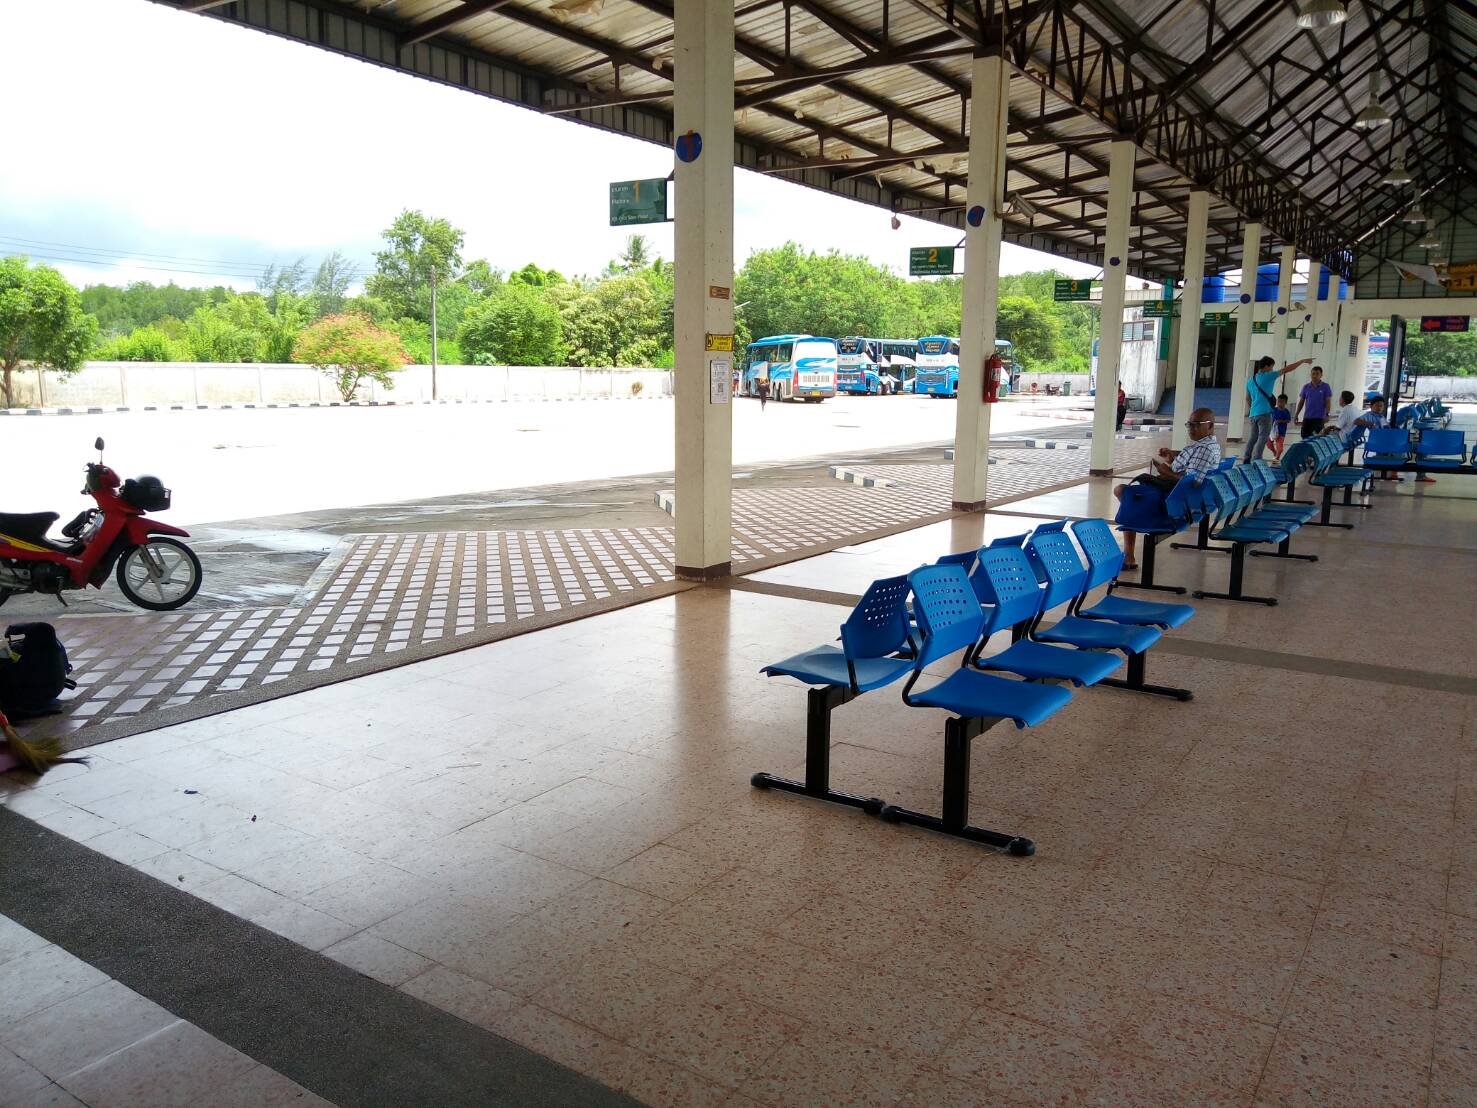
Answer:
[913,337,1016,397]
[742,335,838,402]
[836,337,885,395]
[836,337,916,394]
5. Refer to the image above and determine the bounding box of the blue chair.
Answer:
[1023,526,1189,700]
[753,575,915,815]
[1364,427,1412,470]
[1115,472,1204,592]
[1192,474,1291,605]
[1069,517,1195,631]
[1413,429,1467,472]
[881,563,1072,854]
[966,543,1125,688]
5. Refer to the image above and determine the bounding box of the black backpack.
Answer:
[0,623,76,720]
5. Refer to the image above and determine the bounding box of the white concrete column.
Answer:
[1171,190,1210,449]
[1225,221,1261,442]
[672,0,734,578]
[952,52,1009,510]
[1309,264,1338,372]
[1271,244,1296,366]
[1089,140,1136,476]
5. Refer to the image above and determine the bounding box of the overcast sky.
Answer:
[2,0,1098,292]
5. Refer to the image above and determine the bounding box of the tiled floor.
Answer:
[34,438,1159,748]
[0,915,326,1107]
[5,473,1473,1106]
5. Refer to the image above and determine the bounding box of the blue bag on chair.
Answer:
[1114,482,1175,532]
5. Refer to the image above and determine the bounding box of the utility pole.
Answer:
[430,263,439,401]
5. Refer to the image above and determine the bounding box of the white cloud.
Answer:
[0,0,1097,290]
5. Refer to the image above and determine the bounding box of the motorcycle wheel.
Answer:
[116,537,203,611]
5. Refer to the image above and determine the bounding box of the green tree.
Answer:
[460,259,504,296]
[257,258,309,311]
[94,325,187,362]
[293,313,408,401]
[1403,330,1477,377]
[0,257,98,407]
[460,284,565,366]
[311,251,355,317]
[508,262,565,289]
[995,295,1060,369]
[556,275,665,366]
[366,210,465,322]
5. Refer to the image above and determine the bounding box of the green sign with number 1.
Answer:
[609,179,668,226]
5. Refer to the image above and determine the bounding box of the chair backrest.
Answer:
[1415,429,1464,457]
[1365,427,1411,458]
[935,549,977,573]
[972,545,1046,634]
[1250,460,1281,493]
[1071,517,1125,590]
[908,564,985,668]
[1394,405,1416,429]
[1163,472,1200,521]
[1023,527,1089,611]
[1279,440,1314,477]
[1205,473,1236,519]
[839,575,913,661]
[1224,466,1255,508]
[986,532,1029,548]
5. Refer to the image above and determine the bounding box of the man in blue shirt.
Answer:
[1295,365,1334,437]
[1243,355,1312,462]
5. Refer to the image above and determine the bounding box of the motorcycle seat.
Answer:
[0,512,72,553]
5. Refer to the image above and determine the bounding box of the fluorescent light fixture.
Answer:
[1380,158,1413,186]
[1417,233,1442,249]
[1295,0,1348,28]
[1353,73,1392,130]
[1402,204,1428,223]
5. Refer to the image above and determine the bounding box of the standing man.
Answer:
[1295,365,1333,439]
[1115,384,1128,432]
[1243,355,1312,462]
[757,376,769,411]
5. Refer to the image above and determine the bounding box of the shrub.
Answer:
[293,314,408,402]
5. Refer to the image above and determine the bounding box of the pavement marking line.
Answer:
[0,808,640,1108]
[1155,638,1477,696]
[725,578,862,608]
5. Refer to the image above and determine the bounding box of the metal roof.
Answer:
[159,0,1476,282]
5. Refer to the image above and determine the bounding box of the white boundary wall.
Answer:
[5,363,675,409]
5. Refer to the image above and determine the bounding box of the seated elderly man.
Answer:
[1112,406,1221,571]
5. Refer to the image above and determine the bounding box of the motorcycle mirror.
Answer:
[94,437,105,453]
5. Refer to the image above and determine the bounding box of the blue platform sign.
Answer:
[675,130,702,163]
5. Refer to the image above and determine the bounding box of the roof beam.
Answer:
[398,1,517,48]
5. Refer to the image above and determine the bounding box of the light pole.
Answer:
[430,263,439,401]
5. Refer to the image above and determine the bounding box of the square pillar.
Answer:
[952,52,1009,511]
[1089,140,1135,476]
[1225,221,1261,442]
[1271,244,1297,366]
[672,0,734,579]
[1171,190,1210,449]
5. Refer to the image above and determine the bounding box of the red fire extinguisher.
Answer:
[983,352,1004,403]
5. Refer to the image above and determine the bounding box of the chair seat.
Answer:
[1078,594,1195,630]
[909,668,1071,728]
[1312,473,1364,487]
[1036,616,1160,654]
[980,639,1123,687]
[762,645,913,692]
[1213,523,1289,543]
[1413,458,1466,470]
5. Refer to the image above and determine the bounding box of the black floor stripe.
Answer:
[725,577,861,607]
[0,810,639,1108]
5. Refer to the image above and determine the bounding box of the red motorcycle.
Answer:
[0,438,202,612]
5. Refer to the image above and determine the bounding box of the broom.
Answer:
[0,708,90,775]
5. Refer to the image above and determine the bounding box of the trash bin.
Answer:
[1061,381,1071,395]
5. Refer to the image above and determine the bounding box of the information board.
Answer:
[1053,278,1094,301]
[1141,302,1180,318]
[609,179,668,226]
[909,246,955,276]
[1419,315,1470,333]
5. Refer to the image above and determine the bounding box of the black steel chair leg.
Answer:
[1251,535,1318,562]
[1116,534,1188,595]
[752,686,886,814]
[1193,544,1278,605]
[1096,650,1192,701]
[879,716,1034,855]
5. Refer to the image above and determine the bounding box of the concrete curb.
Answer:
[0,395,672,415]
[827,465,902,488]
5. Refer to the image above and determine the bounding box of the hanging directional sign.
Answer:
[1287,326,1302,339]
[1252,321,1271,334]
[1053,278,1095,301]
[1203,313,1233,329]
[609,178,668,226]
[909,246,955,276]
[1419,315,1470,333]
[1141,301,1180,318]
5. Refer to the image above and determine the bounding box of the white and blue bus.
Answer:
[743,335,838,402]
[836,337,916,395]
[913,336,1016,397]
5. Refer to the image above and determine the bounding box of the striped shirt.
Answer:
[1171,435,1222,482]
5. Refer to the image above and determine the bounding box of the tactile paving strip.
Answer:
[32,439,1156,744]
